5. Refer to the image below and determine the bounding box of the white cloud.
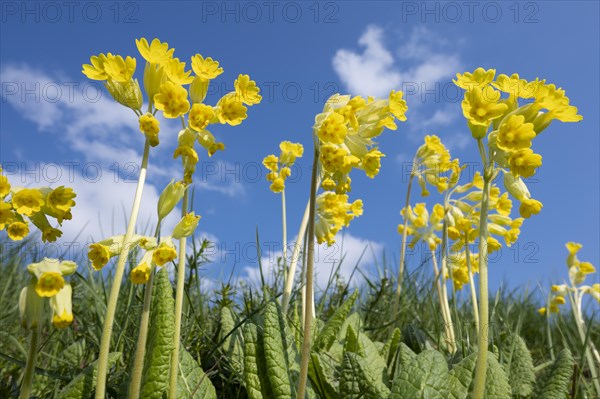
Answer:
[333,25,461,99]
[243,232,384,291]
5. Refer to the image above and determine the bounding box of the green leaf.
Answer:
[177,348,217,399]
[307,353,339,399]
[342,325,361,356]
[263,301,298,399]
[480,353,512,399]
[337,313,361,341]
[390,349,449,399]
[340,352,391,399]
[57,352,121,399]
[448,351,512,399]
[448,353,477,399]
[383,328,402,380]
[140,267,175,399]
[502,334,535,397]
[219,306,244,376]
[243,322,273,399]
[315,290,358,352]
[390,342,417,381]
[533,348,574,399]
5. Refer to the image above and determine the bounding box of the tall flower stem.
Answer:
[431,250,457,354]
[19,327,40,399]
[471,139,492,399]
[95,139,150,399]
[465,237,480,334]
[281,175,321,314]
[394,158,417,313]
[570,290,600,394]
[297,144,319,399]
[168,190,190,399]
[128,224,161,399]
[281,190,288,288]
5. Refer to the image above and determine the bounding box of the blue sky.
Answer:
[1,1,598,297]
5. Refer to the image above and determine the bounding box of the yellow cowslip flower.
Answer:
[189,103,215,132]
[496,115,536,151]
[174,144,199,164]
[519,198,542,218]
[235,74,262,106]
[493,73,544,99]
[279,141,304,165]
[103,55,136,83]
[82,53,112,81]
[131,262,152,284]
[39,186,76,223]
[362,148,385,178]
[315,193,363,245]
[320,144,347,173]
[508,148,542,178]
[164,57,194,85]
[389,90,408,121]
[29,212,63,242]
[582,284,600,303]
[215,93,247,126]
[154,81,190,118]
[139,113,160,146]
[450,263,470,290]
[191,54,223,80]
[492,192,513,216]
[157,179,186,221]
[462,85,508,129]
[143,63,166,108]
[399,203,443,250]
[153,238,177,266]
[454,67,496,89]
[263,155,279,172]
[88,243,111,270]
[0,169,10,197]
[27,260,65,298]
[280,167,291,179]
[11,188,44,216]
[0,201,16,230]
[172,212,201,239]
[322,179,336,191]
[50,283,73,328]
[317,113,347,144]
[197,130,225,157]
[7,221,29,240]
[136,38,174,65]
[270,178,285,193]
[549,295,565,313]
[537,307,547,316]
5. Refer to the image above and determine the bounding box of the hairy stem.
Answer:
[128,223,161,399]
[471,139,492,399]
[95,139,150,399]
[431,250,457,354]
[19,327,39,399]
[465,236,480,334]
[571,290,600,395]
[394,160,416,313]
[297,144,319,399]
[168,190,190,399]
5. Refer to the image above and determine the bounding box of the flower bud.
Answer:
[172,212,201,239]
[190,76,209,104]
[157,180,186,221]
[50,283,73,329]
[105,79,143,111]
[503,172,530,202]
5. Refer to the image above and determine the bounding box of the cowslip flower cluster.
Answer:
[262,141,304,193]
[314,193,363,245]
[412,135,460,196]
[83,37,262,158]
[539,242,598,315]
[455,67,582,218]
[313,92,407,244]
[87,234,158,271]
[315,92,407,194]
[19,258,77,329]
[130,236,178,284]
[398,203,444,250]
[0,168,76,242]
